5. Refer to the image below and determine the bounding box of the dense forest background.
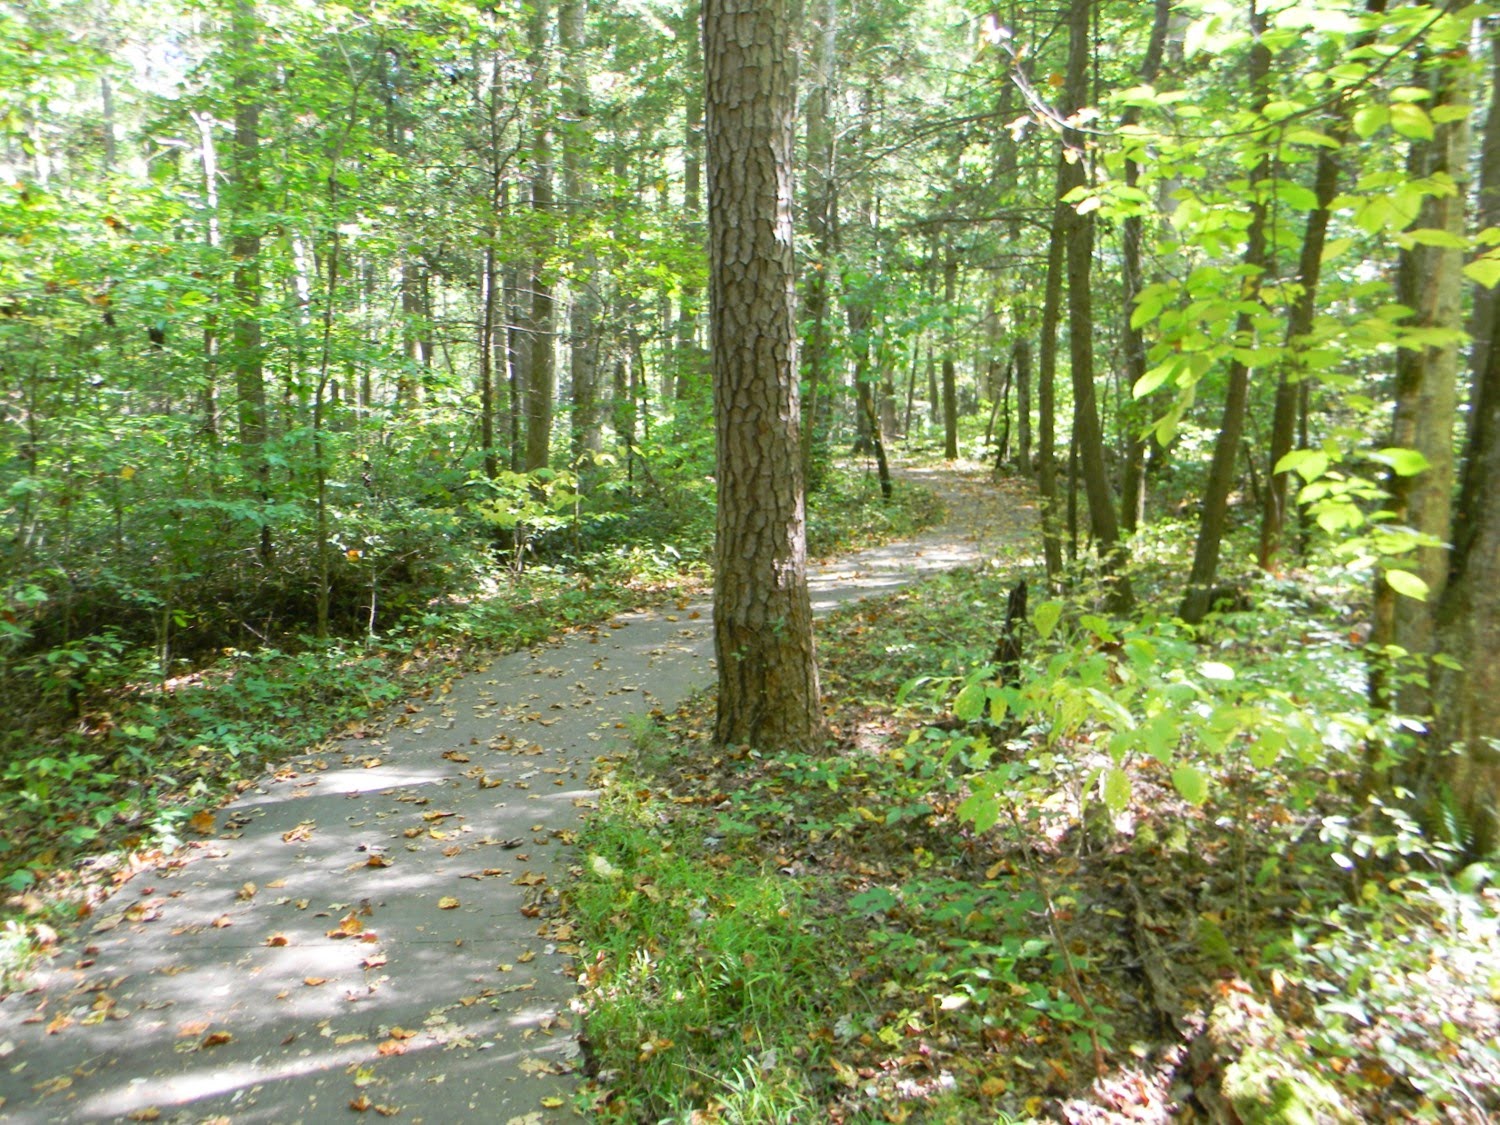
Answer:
[5,0,1500,1114]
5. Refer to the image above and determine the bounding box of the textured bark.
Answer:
[677,0,706,401]
[800,0,837,475]
[706,0,822,752]
[941,241,959,460]
[1013,338,1032,476]
[561,0,600,459]
[1036,200,1065,582]
[524,0,555,472]
[1468,24,1500,433]
[1433,290,1500,853]
[1117,0,1170,533]
[1371,43,1469,716]
[229,0,270,563]
[1180,3,1271,626]
[1060,0,1130,608]
[1259,138,1340,570]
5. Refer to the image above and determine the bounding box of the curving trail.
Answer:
[0,461,1034,1124]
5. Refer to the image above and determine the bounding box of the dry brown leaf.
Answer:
[265,933,290,947]
[282,822,315,844]
[201,1030,232,1047]
[350,1093,372,1112]
[236,882,257,901]
[365,855,392,868]
[303,976,329,987]
[211,914,233,928]
[188,811,216,835]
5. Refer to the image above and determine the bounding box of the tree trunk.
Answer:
[1118,0,1171,533]
[705,0,822,752]
[1059,0,1130,608]
[229,0,271,565]
[1370,40,1470,718]
[561,0,600,461]
[1432,282,1500,854]
[1258,139,1340,571]
[941,240,959,460]
[1014,337,1032,477]
[525,0,555,473]
[800,0,838,480]
[1180,2,1272,625]
[1036,197,1066,583]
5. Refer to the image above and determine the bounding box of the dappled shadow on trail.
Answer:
[0,460,1031,1123]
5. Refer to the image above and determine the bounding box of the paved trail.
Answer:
[0,462,1032,1124]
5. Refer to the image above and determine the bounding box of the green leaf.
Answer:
[1171,765,1209,805]
[1033,600,1063,641]
[1198,661,1235,682]
[953,682,986,722]
[1352,105,1388,139]
[1463,256,1500,289]
[1274,448,1329,482]
[1102,766,1131,814]
[1390,103,1434,140]
[958,790,1000,834]
[1370,447,1430,476]
[1384,568,1429,600]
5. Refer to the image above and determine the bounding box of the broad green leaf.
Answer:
[1102,766,1131,814]
[953,682,986,722]
[1351,104,1388,138]
[1171,765,1209,805]
[1389,103,1434,140]
[1274,448,1329,482]
[1398,226,1468,250]
[958,790,1000,834]
[1134,358,1176,399]
[1384,568,1429,600]
[1033,600,1063,641]
[1370,447,1430,476]
[1463,256,1500,289]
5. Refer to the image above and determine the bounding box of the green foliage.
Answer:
[572,766,839,1121]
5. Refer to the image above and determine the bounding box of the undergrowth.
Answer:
[571,559,1500,1122]
[0,460,931,989]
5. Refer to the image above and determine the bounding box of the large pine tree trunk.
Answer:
[561,0,600,460]
[705,0,821,752]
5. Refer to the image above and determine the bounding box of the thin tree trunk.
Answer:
[525,0,555,472]
[230,0,270,565]
[941,239,959,459]
[1059,0,1129,606]
[1180,0,1272,625]
[1118,0,1170,534]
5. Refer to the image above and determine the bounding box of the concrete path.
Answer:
[0,462,1028,1124]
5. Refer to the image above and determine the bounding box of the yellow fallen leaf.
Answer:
[540,1097,564,1109]
[438,897,460,910]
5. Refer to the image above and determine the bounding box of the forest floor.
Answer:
[0,457,1029,1124]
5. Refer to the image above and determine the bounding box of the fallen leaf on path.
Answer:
[126,1109,161,1121]
[328,913,365,938]
[211,914,233,928]
[376,1039,407,1056]
[201,1030,233,1047]
[361,953,387,968]
[45,1014,72,1035]
[513,871,545,886]
[304,976,329,987]
[518,950,536,963]
[437,897,460,910]
[540,1097,565,1108]
[236,882,257,901]
[441,750,470,763]
[282,822,315,844]
[188,811,216,835]
[33,1075,72,1096]
[350,1094,372,1112]
[265,933,290,947]
[366,855,392,868]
